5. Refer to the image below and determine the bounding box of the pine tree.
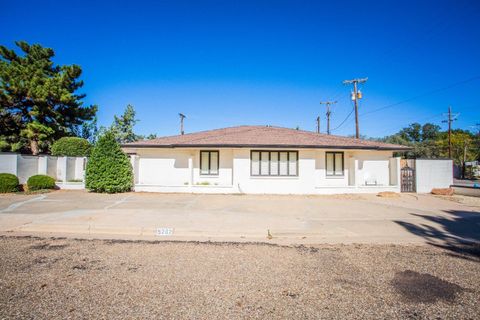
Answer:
[111,104,139,143]
[0,41,97,153]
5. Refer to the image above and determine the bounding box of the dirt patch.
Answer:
[377,191,400,198]
[29,243,69,250]
[328,194,366,200]
[431,188,454,196]
[391,270,464,303]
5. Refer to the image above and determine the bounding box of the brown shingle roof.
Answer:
[123,125,410,150]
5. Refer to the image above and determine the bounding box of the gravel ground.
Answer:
[0,236,479,319]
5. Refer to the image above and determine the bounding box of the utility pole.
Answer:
[179,113,186,135]
[442,106,458,158]
[343,77,368,138]
[319,100,337,135]
[316,116,320,133]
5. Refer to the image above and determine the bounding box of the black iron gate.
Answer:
[401,166,416,192]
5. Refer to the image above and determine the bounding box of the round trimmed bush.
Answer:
[0,173,19,193]
[51,137,92,157]
[85,131,133,193]
[27,175,56,191]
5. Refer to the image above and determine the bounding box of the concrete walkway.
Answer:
[0,191,479,245]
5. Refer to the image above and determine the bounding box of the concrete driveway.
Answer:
[0,191,479,245]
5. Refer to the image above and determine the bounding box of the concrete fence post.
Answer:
[129,155,138,185]
[38,156,48,175]
[396,157,401,190]
[74,157,85,180]
[56,156,68,182]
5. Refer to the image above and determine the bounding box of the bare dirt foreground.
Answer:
[1,236,479,319]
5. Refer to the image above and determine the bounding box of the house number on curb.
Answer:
[156,228,174,236]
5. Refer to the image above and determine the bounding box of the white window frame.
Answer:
[200,150,219,176]
[326,151,344,177]
[250,150,299,176]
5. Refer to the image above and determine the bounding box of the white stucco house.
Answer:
[122,125,410,195]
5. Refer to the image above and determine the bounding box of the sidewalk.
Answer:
[1,191,479,245]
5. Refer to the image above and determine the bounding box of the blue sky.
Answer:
[1,0,479,138]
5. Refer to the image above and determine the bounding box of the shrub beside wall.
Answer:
[85,131,133,193]
[27,175,56,191]
[51,137,92,157]
[0,173,19,193]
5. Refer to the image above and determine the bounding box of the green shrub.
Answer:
[0,139,10,152]
[51,137,92,157]
[27,175,56,191]
[85,131,133,193]
[0,173,19,193]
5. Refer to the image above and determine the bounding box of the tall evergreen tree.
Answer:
[0,41,97,154]
[110,104,139,143]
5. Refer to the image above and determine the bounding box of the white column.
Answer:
[188,154,193,186]
[348,156,356,186]
[38,156,48,175]
[129,155,138,185]
[396,157,401,190]
[354,159,360,188]
[57,156,68,182]
[74,157,85,181]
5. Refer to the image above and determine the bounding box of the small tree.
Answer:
[51,137,92,157]
[85,131,133,193]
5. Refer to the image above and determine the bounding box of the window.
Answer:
[251,151,298,176]
[326,152,344,176]
[200,151,219,175]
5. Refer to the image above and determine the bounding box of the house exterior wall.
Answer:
[130,148,401,194]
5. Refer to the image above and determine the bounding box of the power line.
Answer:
[361,75,480,117]
[330,106,355,132]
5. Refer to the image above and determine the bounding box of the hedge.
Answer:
[27,175,56,191]
[0,173,19,193]
[85,131,133,193]
[51,137,92,157]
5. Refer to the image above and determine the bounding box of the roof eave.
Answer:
[121,143,411,151]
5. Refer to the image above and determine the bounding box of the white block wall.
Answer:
[415,159,453,193]
[0,153,86,185]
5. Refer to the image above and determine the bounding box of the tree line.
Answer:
[379,123,480,177]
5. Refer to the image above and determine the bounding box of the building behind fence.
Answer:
[0,153,86,189]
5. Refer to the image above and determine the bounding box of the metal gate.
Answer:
[401,166,416,192]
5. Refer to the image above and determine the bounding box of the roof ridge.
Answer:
[137,125,254,143]
[183,126,260,143]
